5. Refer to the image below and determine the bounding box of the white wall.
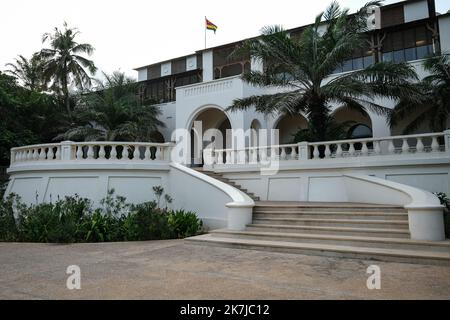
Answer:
[202,50,213,82]
[137,68,147,82]
[6,167,170,207]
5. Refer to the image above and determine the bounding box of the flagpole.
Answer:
[204,16,207,49]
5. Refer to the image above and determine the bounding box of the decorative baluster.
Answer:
[312,145,320,159]
[280,147,287,160]
[133,145,140,160]
[270,147,277,160]
[55,146,61,160]
[348,143,355,156]
[143,146,150,160]
[98,145,106,160]
[361,142,369,156]
[26,150,33,161]
[336,144,343,157]
[324,144,331,158]
[401,139,409,154]
[260,147,267,163]
[31,149,38,160]
[388,140,395,154]
[110,145,117,160]
[76,145,83,160]
[373,141,381,155]
[48,147,55,160]
[249,149,256,163]
[156,147,163,160]
[226,150,232,164]
[217,150,224,164]
[290,146,297,160]
[416,138,424,153]
[431,136,439,152]
[87,145,94,159]
[39,148,46,160]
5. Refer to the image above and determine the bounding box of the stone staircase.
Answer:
[199,169,260,201]
[187,171,450,266]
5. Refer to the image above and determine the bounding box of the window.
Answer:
[381,25,433,62]
[333,45,374,74]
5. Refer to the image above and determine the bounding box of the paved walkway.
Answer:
[0,240,449,299]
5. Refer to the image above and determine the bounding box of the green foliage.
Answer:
[227,1,418,142]
[0,194,22,241]
[434,192,450,238]
[124,202,174,241]
[55,71,164,142]
[390,53,450,133]
[168,210,203,238]
[0,190,201,243]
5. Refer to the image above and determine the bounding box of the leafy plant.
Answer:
[0,194,22,241]
[434,192,450,238]
[152,186,164,208]
[168,210,203,238]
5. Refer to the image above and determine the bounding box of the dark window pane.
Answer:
[363,55,374,67]
[353,57,363,70]
[416,45,430,59]
[342,60,352,72]
[383,34,393,52]
[404,29,415,48]
[348,124,372,139]
[404,47,417,61]
[383,52,393,62]
[393,49,405,62]
[392,31,403,50]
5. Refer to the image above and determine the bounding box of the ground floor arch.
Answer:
[274,114,308,144]
[189,106,232,166]
[332,107,373,139]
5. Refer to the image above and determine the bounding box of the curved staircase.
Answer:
[187,171,450,266]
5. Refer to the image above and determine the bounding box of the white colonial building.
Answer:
[5,0,450,264]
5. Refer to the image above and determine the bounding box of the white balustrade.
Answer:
[10,141,173,165]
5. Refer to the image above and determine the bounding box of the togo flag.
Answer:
[205,17,218,33]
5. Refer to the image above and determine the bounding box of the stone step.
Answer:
[253,211,408,221]
[186,234,450,266]
[254,205,407,213]
[209,229,450,252]
[246,224,410,238]
[252,217,409,229]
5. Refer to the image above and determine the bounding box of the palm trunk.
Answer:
[308,99,328,142]
[62,74,71,118]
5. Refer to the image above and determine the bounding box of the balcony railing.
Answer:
[10,141,174,165]
[210,131,450,165]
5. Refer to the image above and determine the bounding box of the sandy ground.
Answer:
[0,240,449,299]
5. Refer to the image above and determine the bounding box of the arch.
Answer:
[274,114,308,144]
[347,124,372,139]
[332,107,373,138]
[187,105,233,166]
[250,119,262,147]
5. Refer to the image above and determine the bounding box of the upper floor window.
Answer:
[381,25,433,63]
[333,47,374,74]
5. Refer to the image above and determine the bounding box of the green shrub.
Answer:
[434,192,450,238]
[0,194,21,241]
[18,195,91,243]
[0,190,201,243]
[123,202,174,241]
[168,209,203,238]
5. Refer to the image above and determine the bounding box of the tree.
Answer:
[4,54,47,91]
[227,1,420,142]
[56,71,164,142]
[38,22,97,116]
[389,53,450,133]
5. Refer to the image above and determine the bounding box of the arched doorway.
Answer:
[333,107,373,139]
[274,114,308,144]
[250,119,262,147]
[189,107,232,166]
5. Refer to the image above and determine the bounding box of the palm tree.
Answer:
[389,53,450,133]
[38,22,97,116]
[4,54,47,91]
[227,1,420,142]
[56,71,164,142]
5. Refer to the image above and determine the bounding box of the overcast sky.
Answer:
[1,0,449,80]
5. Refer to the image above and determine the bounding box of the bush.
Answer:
[18,195,91,243]
[0,194,21,241]
[0,190,202,243]
[434,192,450,238]
[124,202,174,240]
[168,210,203,238]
